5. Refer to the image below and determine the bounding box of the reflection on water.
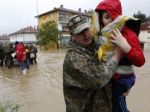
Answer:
[0,50,66,112]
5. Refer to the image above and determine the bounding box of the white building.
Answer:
[9,26,37,44]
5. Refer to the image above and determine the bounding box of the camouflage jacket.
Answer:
[63,40,118,112]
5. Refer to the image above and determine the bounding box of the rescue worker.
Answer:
[63,15,131,112]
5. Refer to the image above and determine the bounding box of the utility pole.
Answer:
[36,0,39,16]
[36,0,39,30]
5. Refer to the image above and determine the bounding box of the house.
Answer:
[138,21,150,49]
[0,34,10,44]
[36,5,93,47]
[9,26,37,44]
[139,21,150,43]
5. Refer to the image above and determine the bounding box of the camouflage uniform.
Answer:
[63,40,118,112]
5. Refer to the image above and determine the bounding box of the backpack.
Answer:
[16,44,26,62]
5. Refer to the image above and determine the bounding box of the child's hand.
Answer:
[111,28,131,53]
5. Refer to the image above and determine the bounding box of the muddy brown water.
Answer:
[127,43,150,112]
[0,50,66,112]
[0,43,150,112]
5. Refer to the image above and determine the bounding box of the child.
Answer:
[95,0,145,112]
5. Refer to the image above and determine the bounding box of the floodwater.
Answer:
[0,50,66,112]
[127,43,150,112]
[0,43,150,112]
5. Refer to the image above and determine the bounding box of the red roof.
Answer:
[9,26,37,36]
[0,35,10,40]
[140,21,150,31]
[35,5,92,18]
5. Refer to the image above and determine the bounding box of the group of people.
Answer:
[0,41,38,74]
[63,0,145,112]
[15,41,38,74]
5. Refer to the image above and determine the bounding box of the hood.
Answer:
[95,0,122,20]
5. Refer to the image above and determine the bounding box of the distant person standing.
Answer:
[25,45,30,69]
[15,42,27,75]
[3,43,14,67]
[0,44,4,66]
[30,44,38,64]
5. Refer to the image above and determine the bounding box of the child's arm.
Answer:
[122,26,145,67]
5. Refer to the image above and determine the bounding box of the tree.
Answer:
[147,16,150,21]
[133,11,147,23]
[37,21,59,49]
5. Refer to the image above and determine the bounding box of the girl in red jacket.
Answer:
[95,0,145,112]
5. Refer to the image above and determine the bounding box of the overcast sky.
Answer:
[0,0,150,35]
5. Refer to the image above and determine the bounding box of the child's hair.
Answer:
[98,10,108,31]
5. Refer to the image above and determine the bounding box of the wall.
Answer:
[38,12,58,28]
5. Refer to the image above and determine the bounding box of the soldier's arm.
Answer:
[68,51,118,89]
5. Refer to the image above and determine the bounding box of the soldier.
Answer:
[63,15,131,112]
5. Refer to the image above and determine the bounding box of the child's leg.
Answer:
[117,95,128,112]
[112,81,129,112]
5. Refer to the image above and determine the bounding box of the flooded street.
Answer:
[0,50,66,112]
[0,43,150,112]
[127,43,150,112]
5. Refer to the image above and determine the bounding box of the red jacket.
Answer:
[16,43,26,62]
[95,0,145,67]
[122,26,145,67]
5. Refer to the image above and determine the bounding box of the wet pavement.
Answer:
[0,43,150,112]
